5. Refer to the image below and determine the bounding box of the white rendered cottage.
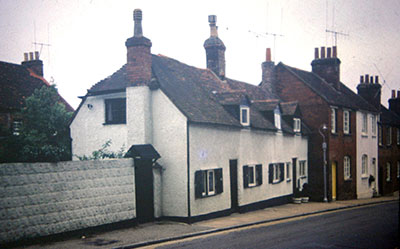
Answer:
[70,10,309,222]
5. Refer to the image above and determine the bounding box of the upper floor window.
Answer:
[343,110,350,134]
[361,154,368,177]
[387,127,392,146]
[105,98,126,124]
[344,156,351,180]
[243,164,262,188]
[371,115,377,136]
[293,118,301,133]
[240,106,250,126]
[274,107,281,130]
[386,163,391,182]
[331,107,337,134]
[362,113,368,135]
[378,125,383,146]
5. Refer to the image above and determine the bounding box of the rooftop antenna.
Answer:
[325,0,349,47]
[326,29,349,47]
[32,22,51,60]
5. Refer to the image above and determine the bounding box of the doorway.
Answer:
[332,161,337,200]
[292,158,297,194]
[229,159,238,212]
[135,158,154,223]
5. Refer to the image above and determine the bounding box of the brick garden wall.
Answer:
[0,158,136,244]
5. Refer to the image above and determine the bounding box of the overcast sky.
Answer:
[1,0,399,109]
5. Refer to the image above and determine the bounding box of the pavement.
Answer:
[16,192,399,249]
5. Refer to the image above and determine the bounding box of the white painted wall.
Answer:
[189,125,308,216]
[356,111,378,199]
[70,92,128,159]
[151,90,188,217]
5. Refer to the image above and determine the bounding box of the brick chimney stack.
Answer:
[260,48,276,95]
[311,46,341,91]
[204,15,226,79]
[357,74,381,109]
[21,51,43,77]
[389,89,400,115]
[125,9,152,86]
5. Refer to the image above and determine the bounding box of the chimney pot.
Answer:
[392,90,396,98]
[370,76,373,84]
[360,75,364,83]
[375,76,379,84]
[321,47,326,58]
[34,51,39,60]
[24,53,29,61]
[29,52,34,61]
[365,74,369,83]
[332,46,337,57]
[327,47,331,58]
[208,15,217,25]
[397,90,400,99]
[266,48,271,62]
[314,48,319,59]
[133,9,143,37]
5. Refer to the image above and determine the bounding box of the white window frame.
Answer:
[386,163,391,182]
[299,161,307,177]
[202,170,215,196]
[274,107,281,130]
[331,107,337,134]
[273,164,281,183]
[240,106,250,126]
[343,110,350,134]
[286,162,291,181]
[361,154,368,177]
[378,125,383,146]
[387,126,392,145]
[293,118,301,133]
[248,165,256,187]
[371,115,377,136]
[344,156,351,180]
[362,113,368,135]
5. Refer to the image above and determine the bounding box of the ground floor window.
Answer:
[397,161,400,179]
[269,163,284,184]
[361,154,368,177]
[286,162,291,181]
[243,164,262,188]
[299,161,307,177]
[344,156,351,180]
[195,168,223,198]
[386,163,391,182]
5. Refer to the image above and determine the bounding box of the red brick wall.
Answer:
[126,45,152,85]
[379,125,400,195]
[274,65,357,200]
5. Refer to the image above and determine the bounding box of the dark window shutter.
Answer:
[195,170,204,198]
[269,164,274,183]
[256,164,263,186]
[243,165,249,188]
[215,168,223,194]
[279,163,285,182]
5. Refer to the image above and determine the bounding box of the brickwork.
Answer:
[0,159,135,244]
[274,66,357,201]
[379,125,400,195]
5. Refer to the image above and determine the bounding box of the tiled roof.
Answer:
[0,61,74,112]
[86,54,302,134]
[278,63,378,113]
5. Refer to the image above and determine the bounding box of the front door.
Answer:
[332,162,337,200]
[229,159,239,212]
[135,159,154,223]
[292,158,297,193]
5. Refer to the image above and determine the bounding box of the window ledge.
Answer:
[103,122,126,125]
[361,175,369,179]
[272,180,282,184]
[299,175,307,179]
[286,178,291,182]
[361,135,368,138]
[344,178,352,182]
[343,133,352,136]
[200,193,217,198]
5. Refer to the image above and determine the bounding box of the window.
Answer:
[386,163,391,182]
[397,161,400,178]
[243,164,262,188]
[269,163,284,184]
[331,107,337,133]
[286,162,291,180]
[274,107,281,130]
[12,120,22,136]
[343,110,350,134]
[293,118,301,133]
[362,113,368,135]
[105,98,126,124]
[387,127,392,145]
[299,161,307,177]
[240,106,250,126]
[195,168,223,198]
[378,125,383,146]
[344,156,351,180]
[397,128,400,145]
[371,115,377,136]
[361,154,368,177]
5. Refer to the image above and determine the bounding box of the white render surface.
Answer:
[0,159,135,244]
[70,92,128,159]
[189,125,308,216]
[356,111,378,199]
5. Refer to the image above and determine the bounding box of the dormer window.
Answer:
[274,106,281,130]
[240,106,250,126]
[293,118,301,133]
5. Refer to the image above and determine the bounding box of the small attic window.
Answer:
[274,106,281,130]
[293,118,301,133]
[240,106,250,126]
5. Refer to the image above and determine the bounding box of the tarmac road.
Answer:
[154,202,399,249]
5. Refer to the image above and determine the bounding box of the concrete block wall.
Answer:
[0,159,135,244]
